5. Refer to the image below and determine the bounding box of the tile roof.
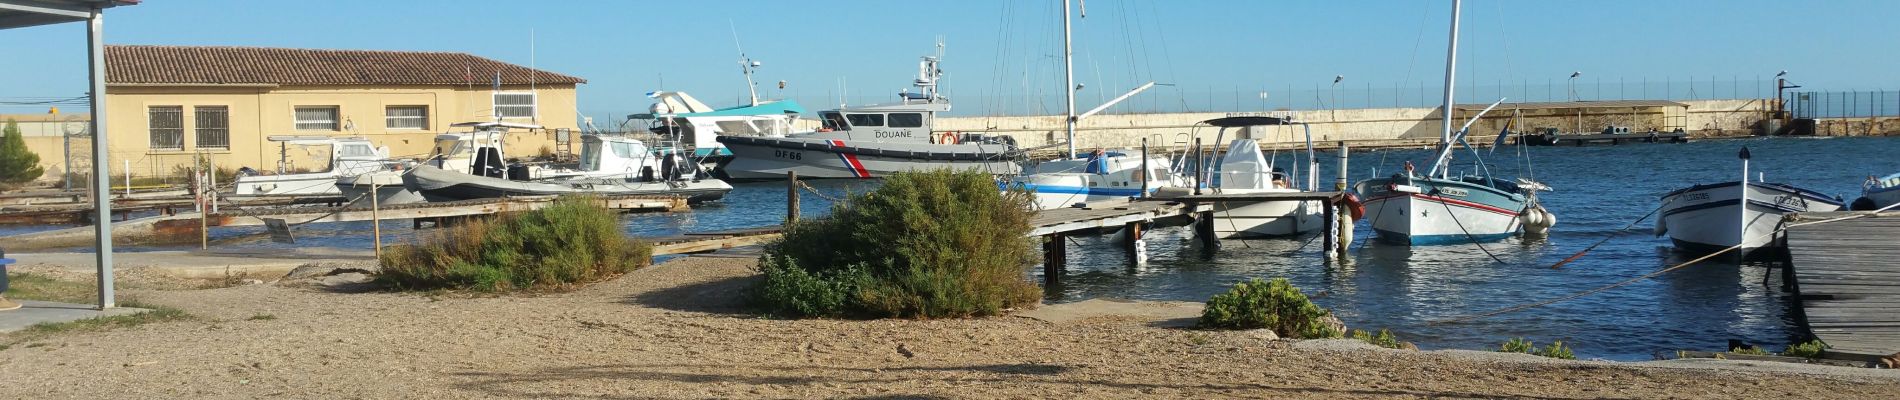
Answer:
[106,45,585,86]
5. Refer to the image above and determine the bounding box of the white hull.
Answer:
[232,173,342,197]
[1359,192,1523,245]
[1208,189,1323,238]
[1658,182,1843,252]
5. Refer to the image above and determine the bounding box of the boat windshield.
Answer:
[820,112,849,130]
[433,138,470,159]
[580,141,601,171]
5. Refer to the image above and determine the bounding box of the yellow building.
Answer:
[80,45,584,180]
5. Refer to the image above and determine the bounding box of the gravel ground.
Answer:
[1,255,1896,399]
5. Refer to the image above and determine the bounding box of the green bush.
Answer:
[1199,278,1342,339]
[1499,337,1534,354]
[1352,329,1404,349]
[1537,341,1576,360]
[1783,340,1830,359]
[378,195,650,291]
[0,119,45,184]
[1729,346,1769,356]
[750,169,1042,319]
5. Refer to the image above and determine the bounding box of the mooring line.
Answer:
[1431,201,1900,325]
[1546,197,1674,269]
[1433,190,1510,265]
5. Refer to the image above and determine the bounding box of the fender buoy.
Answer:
[939,131,959,144]
[1343,193,1366,221]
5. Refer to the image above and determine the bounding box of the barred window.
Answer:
[295,106,339,130]
[385,105,428,130]
[148,106,184,151]
[494,93,535,118]
[194,106,229,150]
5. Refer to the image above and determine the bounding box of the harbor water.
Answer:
[29,136,1900,360]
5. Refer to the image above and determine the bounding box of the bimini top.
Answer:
[1202,116,1296,127]
[673,99,805,118]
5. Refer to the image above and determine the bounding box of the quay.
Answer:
[1516,129,1691,146]
[1783,210,1900,364]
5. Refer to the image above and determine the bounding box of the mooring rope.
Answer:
[1432,189,1511,265]
[794,180,848,203]
[1432,201,1900,325]
[1545,197,1675,269]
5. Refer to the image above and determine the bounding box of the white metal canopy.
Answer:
[0,0,136,309]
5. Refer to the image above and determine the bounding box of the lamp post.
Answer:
[1567,71,1582,101]
[1330,75,1344,121]
[1774,70,1801,120]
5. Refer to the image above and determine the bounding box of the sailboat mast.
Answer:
[1062,0,1078,159]
[1437,0,1462,179]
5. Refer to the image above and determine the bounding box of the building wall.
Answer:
[932,99,1771,151]
[76,84,578,180]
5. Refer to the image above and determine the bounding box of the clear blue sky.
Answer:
[2,0,1896,119]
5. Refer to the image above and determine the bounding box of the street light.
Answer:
[1775,70,1801,119]
[1330,75,1344,119]
[1567,71,1582,101]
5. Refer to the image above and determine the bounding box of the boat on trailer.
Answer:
[1656,147,1843,256]
[717,47,1022,181]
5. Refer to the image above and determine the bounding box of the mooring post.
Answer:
[1322,200,1337,260]
[1043,234,1065,286]
[1195,209,1218,251]
[1191,138,1204,195]
[1123,221,1143,261]
[786,171,799,224]
[1335,142,1353,259]
[372,180,382,260]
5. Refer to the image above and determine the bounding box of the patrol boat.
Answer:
[717,48,1021,181]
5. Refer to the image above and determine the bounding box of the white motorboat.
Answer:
[1656,147,1843,255]
[404,122,730,203]
[232,136,392,198]
[1007,149,1183,210]
[1197,116,1324,238]
[1852,172,1900,210]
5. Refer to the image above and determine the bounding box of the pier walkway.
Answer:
[1783,210,1900,363]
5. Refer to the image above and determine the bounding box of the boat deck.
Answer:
[1784,210,1900,363]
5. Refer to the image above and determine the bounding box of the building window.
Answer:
[494,92,535,119]
[888,113,924,128]
[148,106,184,151]
[195,106,230,150]
[295,106,340,130]
[385,105,428,130]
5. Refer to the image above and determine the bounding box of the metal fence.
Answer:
[1789,90,1900,119]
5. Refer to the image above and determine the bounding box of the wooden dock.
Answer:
[150,195,687,234]
[1783,211,1900,363]
[649,227,784,256]
[0,195,339,225]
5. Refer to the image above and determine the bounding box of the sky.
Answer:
[2,0,1897,120]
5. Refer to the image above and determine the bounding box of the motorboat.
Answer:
[1196,116,1324,238]
[1351,0,1553,246]
[1656,147,1843,255]
[402,163,731,203]
[717,47,1022,181]
[403,122,730,202]
[1852,172,1900,210]
[1007,149,1182,210]
[231,136,391,198]
[631,91,805,165]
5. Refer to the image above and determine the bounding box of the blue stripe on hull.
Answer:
[1006,183,1148,197]
[1371,228,1515,246]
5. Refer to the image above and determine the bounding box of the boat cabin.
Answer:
[429,121,541,175]
[255,135,389,177]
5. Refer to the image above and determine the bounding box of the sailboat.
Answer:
[1002,0,1177,210]
[1351,0,1553,245]
[1656,147,1842,255]
[1199,116,1324,238]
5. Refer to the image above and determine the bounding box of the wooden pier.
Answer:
[649,227,784,256]
[1031,192,1352,285]
[1783,210,1900,364]
[0,195,340,225]
[150,194,686,234]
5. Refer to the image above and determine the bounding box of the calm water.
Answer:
[14,136,1897,360]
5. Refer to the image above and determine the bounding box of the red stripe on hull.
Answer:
[828,140,871,178]
[1363,193,1519,216]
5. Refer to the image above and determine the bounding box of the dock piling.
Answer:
[1335,142,1353,260]
[1043,234,1066,286]
[1122,221,1144,264]
[786,171,799,224]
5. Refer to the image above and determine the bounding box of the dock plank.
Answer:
[1785,210,1900,360]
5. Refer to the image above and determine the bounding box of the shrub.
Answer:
[1499,337,1534,354]
[1200,278,1343,339]
[1537,341,1576,360]
[1352,329,1404,349]
[750,169,1042,318]
[0,119,45,184]
[1730,346,1768,356]
[1782,340,1829,359]
[378,195,650,291]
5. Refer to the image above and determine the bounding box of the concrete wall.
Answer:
[16,84,582,181]
[934,99,1773,152]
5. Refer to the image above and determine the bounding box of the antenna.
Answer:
[530,28,537,124]
[730,19,761,106]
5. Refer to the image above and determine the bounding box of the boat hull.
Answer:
[403,165,732,203]
[1354,177,1527,245]
[1007,175,1151,210]
[232,173,341,197]
[337,172,425,208]
[1658,181,1842,254]
[718,136,1020,181]
[1208,190,1324,238]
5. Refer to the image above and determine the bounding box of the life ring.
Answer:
[1343,193,1367,221]
[938,131,959,144]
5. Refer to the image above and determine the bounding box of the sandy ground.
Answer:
[1,255,1897,399]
